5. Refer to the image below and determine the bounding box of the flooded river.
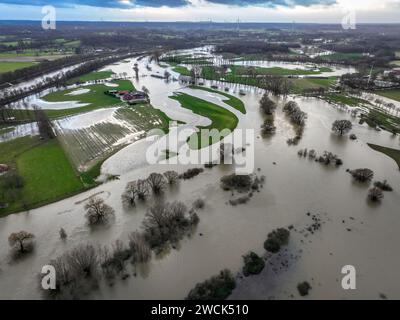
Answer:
[1,52,400,300]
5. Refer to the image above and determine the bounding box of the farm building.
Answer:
[0,164,9,174]
[106,90,149,104]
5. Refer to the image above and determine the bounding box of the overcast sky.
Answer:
[0,0,399,23]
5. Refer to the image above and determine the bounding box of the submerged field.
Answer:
[170,92,238,149]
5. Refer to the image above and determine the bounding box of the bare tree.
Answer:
[147,173,166,195]
[164,171,179,185]
[128,232,151,263]
[349,168,374,183]
[84,197,115,225]
[259,93,276,115]
[332,120,352,136]
[8,231,35,255]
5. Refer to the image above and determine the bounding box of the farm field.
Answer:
[0,61,37,73]
[190,85,246,114]
[68,70,115,83]
[374,89,400,102]
[170,92,238,149]
[0,137,84,215]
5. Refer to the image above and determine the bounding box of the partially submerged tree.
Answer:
[8,231,35,256]
[59,228,67,240]
[128,232,152,263]
[374,180,393,192]
[259,93,276,115]
[242,252,265,276]
[332,120,352,136]
[187,269,236,300]
[163,171,179,185]
[84,197,115,225]
[264,228,290,253]
[146,173,166,195]
[368,187,384,202]
[349,168,374,183]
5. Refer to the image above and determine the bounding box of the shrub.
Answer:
[368,187,384,202]
[43,244,100,299]
[8,231,35,257]
[128,232,152,263]
[220,174,253,192]
[259,93,277,115]
[164,171,179,185]
[349,168,374,183]
[143,201,199,251]
[193,198,205,209]
[59,228,67,240]
[264,228,290,253]
[179,168,204,180]
[297,282,312,296]
[242,252,265,276]
[186,269,236,300]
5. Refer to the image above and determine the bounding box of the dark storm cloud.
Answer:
[0,0,190,9]
[204,0,336,7]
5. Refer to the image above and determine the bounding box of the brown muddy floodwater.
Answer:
[0,55,400,300]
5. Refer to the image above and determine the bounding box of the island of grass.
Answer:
[0,136,93,216]
[0,61,38,73]
[368,143,400,170]
[190,85,246,114]
[290,77,337,94]
[40,79,135,118]
[169,92,238,149]
[172,65,191,76]
[374,89,400,103]
[68,70,115,84]
[323,93,370,107]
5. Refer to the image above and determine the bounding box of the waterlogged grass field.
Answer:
[170,92,238,149]
[69,70,115,83]
[190,85,246,114]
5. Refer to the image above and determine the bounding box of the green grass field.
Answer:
[170,93,238,149]
[0,137,85,215]
[69,70,114,83]
[368,143,400,170]
[229,65,332,76]
[290,77,337,93]
[374,90,400,102]
[190,85,246,114]
[0,61,37,73]
[320,53,364,62]
[172,65,191,76]
[324,93,369,106]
